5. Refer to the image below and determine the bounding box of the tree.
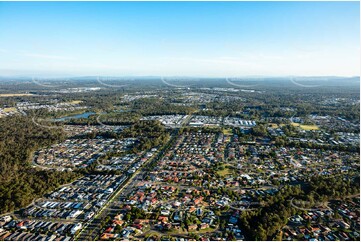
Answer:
[255,225,267,240]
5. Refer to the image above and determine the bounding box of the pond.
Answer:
[54,112,96,121]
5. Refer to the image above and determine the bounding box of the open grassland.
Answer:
[269,123,279,128]
[0,93,34,97]
[66,100,83,104]
[222,128,233,135]
[269,123,287,128]
[291,122,319,130]
[3,107,17,112]
[217,167,232,177]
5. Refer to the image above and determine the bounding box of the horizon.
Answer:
[0,1,360,77]
[0,74,360,79]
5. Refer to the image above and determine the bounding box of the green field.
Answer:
[291,122,319,130]
[217,168,232,177]
[269,123,279,128]
[67,100,83,104]
[3,107,17,112]
[222,128,233,135]
[0,93,34,97]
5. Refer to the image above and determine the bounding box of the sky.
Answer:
[0,1,359,77]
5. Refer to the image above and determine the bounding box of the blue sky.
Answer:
[0,1,359,77]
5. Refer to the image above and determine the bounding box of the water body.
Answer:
[54,112,95,121]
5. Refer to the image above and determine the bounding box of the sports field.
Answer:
[291,122,319,130]
[0,93,34,97]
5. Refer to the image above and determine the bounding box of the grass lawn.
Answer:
[217,168,232,177]
[269,123,287,128]
[299,124,319,130]
[3,107,17,112]
[291,122,319,130]
[198,227,217,233]
[0,93,34,97]
[144,231,162,238]
[164,228,187,235]
[269,123,279,128]
[222,128,233,135]
[67,100,83,104]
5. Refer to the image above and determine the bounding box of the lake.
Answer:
[54,112,95,121]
